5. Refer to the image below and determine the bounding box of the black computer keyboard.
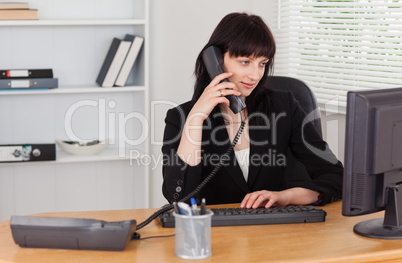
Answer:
[158,205,326,228]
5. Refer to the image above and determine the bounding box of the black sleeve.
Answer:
[161,106,203,203]
[285,91,344,205]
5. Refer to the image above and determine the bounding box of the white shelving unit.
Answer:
[0,85,145,95]
[0,19,146,26]
[0,0,149,222]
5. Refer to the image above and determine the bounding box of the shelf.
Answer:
[0,148,145,165]
[56,148,145,163]
[0,19,146,27]
[0,85,145,96]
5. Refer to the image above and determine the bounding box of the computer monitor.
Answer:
[342,86,402,239]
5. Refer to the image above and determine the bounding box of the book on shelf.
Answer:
[96,37,131,88]
[0,2,30,9]
[0,69,53,79]
[0,143,56,162]
[0,78,58,90]
[0,9,38,20]
[115,34,144,87]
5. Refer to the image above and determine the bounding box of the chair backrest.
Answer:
[266,76,322,185]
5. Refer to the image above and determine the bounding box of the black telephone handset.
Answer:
[202,46,246,114]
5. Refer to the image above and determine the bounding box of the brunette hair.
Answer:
[193,12,276,125]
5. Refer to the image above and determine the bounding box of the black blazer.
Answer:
[162,89,343,205]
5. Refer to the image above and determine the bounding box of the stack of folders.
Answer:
[96,34,144,88]
[0,2,38,20]
[0,69,58,90]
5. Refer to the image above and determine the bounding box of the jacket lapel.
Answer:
[247,123,270,188]
[208,109,251,193]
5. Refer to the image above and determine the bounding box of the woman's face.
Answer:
[223,52,268,99]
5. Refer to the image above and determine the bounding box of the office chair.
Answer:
[266,76,322,186]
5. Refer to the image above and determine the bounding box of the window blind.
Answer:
[274,0,402,109]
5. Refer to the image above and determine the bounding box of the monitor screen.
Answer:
[342,86,402,239]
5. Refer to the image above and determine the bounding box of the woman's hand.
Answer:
[177,72,240,166]
[190,72,241,120]
[240,188,321,209]
[240,190,291,209]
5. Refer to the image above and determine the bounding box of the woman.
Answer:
[162,12,343,209]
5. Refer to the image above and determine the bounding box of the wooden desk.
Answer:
[1,202,402,263]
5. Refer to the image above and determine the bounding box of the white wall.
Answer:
[148,1,346,208]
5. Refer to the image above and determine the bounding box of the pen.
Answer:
[177,202,192,216]
[190,197,199,215]
[177,202,198,256]
[200,198,206,215]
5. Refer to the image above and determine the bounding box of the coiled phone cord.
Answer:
[135,116,246,231]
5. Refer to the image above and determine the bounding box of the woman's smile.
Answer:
[241,82,255,90]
